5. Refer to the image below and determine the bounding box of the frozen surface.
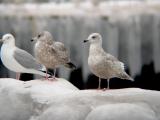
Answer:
[0,78,160,120]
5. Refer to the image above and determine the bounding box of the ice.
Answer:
[0,78,160,120]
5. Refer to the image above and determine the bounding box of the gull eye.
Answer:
[38,34,41,38]
[92,36,96,39]
[7,36,10,39]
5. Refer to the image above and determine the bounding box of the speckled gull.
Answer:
[31,31,76,79]
[0,33,49,80]
[84,33,134,89]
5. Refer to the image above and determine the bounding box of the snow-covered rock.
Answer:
[0,78,160,120]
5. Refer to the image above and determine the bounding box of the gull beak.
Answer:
[0,39,3,42]
[83,39,89,43]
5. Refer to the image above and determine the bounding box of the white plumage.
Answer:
[84,33,133,89]
[0,33,48,79]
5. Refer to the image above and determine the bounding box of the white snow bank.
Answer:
[0,78,160,120]
[86,103,157,120]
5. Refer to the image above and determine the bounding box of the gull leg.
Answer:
[107,79,110,89]
[98,77,101,89]
[16,73,21,80]
[102,79,110,91]
[52,68,57,80]
[48,68,57,81]
[45,69,49,80]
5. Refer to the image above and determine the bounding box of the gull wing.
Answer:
[14,48,42,70]
[103,52,125,71]
[54,42,67,51]
[50,42,69,61]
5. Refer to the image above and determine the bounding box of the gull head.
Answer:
[31,31,53,44]
[0,34,15,44]
[84,33,102,45]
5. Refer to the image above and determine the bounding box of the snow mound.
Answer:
[0,78,160,120]
[86,103,157,120]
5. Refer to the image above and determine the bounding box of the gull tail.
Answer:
[30,69,51,77]
[64,62,76,70]
[119,72,134,81]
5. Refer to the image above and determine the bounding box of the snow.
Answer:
[86,103,157,120]
[0,78,160,120]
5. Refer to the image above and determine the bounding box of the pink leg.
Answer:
[16,73,21,80]
[107,79,110,89]
[45,69,49,80]
[103,79,110,91]
[48,69,57,81]
[97,78,101,90]
[52,69,56,80]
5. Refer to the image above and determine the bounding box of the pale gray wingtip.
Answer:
[120,72,134,81]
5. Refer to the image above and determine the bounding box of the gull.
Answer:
[84,33,134,89]
[31,31,76,79]
[0,33,49,80]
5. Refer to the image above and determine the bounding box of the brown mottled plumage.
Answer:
[31,31,76,79]
[84,33,134,89]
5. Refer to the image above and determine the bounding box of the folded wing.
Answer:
[14,48,43,70]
